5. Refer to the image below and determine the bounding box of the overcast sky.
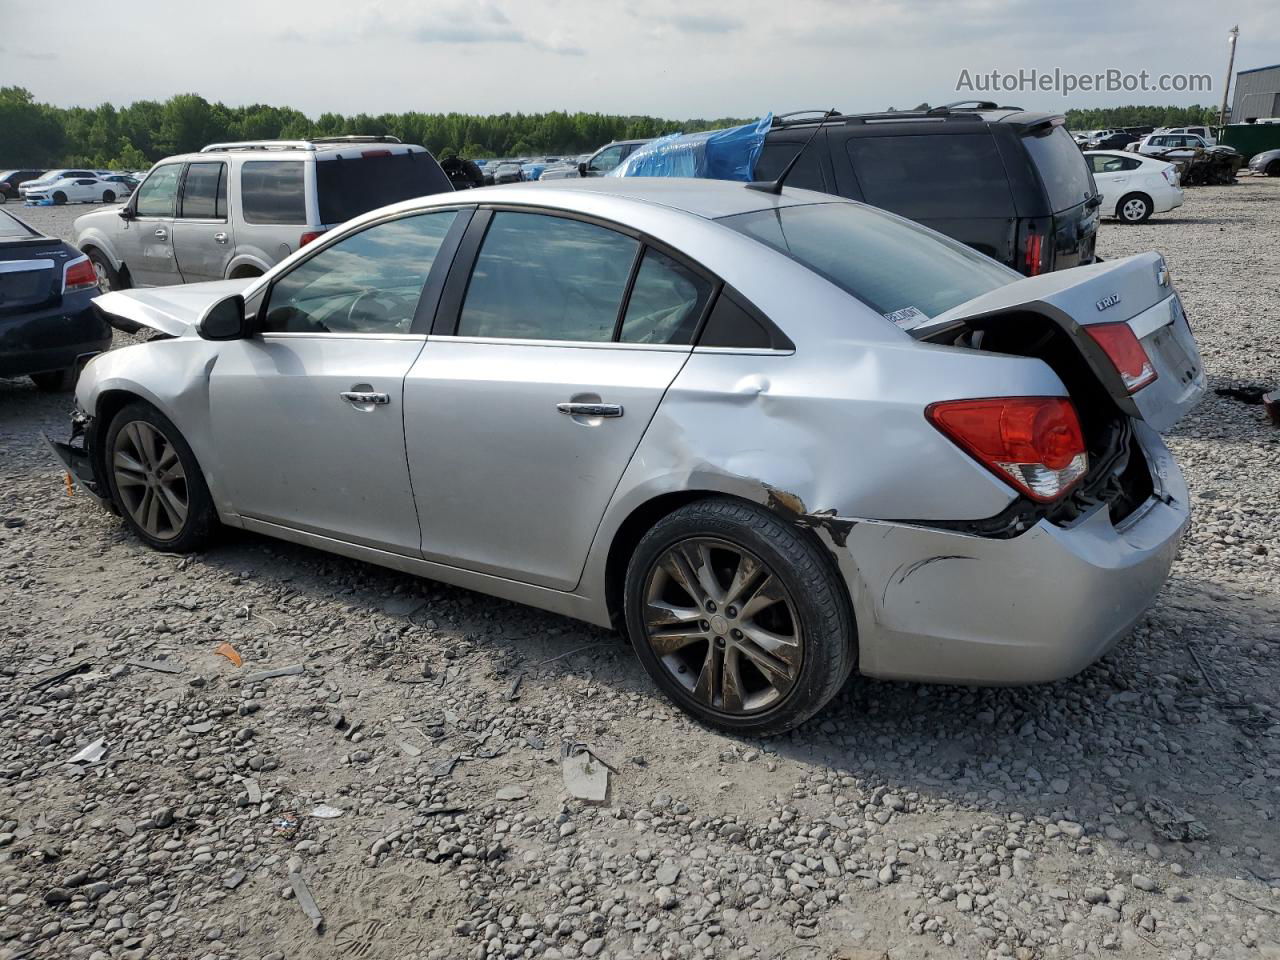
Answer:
[1,0,1275,118]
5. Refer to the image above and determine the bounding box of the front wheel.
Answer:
[87,248,125,293]
[1267,160,1280,177]
[104,402,218,553]
[624,497,856,736]
[1117,192,1153,224]
[52,191,67,205]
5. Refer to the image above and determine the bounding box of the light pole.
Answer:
[1218,25,1239,129]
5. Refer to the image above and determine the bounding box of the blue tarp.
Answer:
[609,114,773,181]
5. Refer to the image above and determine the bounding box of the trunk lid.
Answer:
[92,279,254,337]
[912,252,1205,432]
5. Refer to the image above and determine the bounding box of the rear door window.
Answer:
[755,139,829,192]
[179,162,227,219]
[241,161,306,225]
[315,151,452,224]
[618,248,714,345]
[845,133,1015,219]
[457,212,638,342]
[1021,125,1095,212]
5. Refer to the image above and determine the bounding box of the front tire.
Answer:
[1117,192,1153,224]
[624,497,855,736]
[87,248,125,293]
[52,191,67,205]
[1266,160,1280,177]
[104,402,217,553]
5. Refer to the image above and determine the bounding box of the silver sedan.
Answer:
[51,179,1204,734]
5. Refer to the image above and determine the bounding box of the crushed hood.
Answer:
[92,279,254,337]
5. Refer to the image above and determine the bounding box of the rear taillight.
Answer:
[1023,231,1044,276]
[361,149,392,158]
[299,231,325,247]
[926,396,1089,502]
[1085,322,1157,393]
[63,257,97,293]
[1162,167,1176,185]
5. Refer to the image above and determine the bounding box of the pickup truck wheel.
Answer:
[87,249,124,292]
[624,497,856,736]
[30,368,77,392]
[1117,193,1153,224]
[105,402,217,553]
[52,191,67,205]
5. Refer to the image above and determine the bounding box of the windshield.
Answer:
[719,202,1015,324]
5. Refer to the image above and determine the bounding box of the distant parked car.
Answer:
[538,140,652,180]
[1073,128,1120,146]
[1087,132,1138,151]
[23,175,125,205]
[0,169,45,202]
[74,135,453,294]
[1127,133,1213,159]
[1247,149,1280,176]
[0,207,111,390]
[100,174,139,196]
[18,169,98,197]
[492,162,524,184]
[1155,126,1216,147]
[1084,151,1183,223]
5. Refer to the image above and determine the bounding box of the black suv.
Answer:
[0,169,46,202]
[754,104,1101,275]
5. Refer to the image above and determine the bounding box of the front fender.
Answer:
[75,227,123,270]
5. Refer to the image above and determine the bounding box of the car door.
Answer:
[404,208,715,590]
[207,207,466,554]
[171,161,232,282]
[122,163,183,286]
[585,144,627,176]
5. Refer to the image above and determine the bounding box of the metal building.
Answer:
[1233,64,1280,122]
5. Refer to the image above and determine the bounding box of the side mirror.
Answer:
[117,206,135,221]
[197,294,247,341]
[578,162,588,177]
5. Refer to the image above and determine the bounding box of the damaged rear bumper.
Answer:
[43,409,110,508]
[829,423,1189,685]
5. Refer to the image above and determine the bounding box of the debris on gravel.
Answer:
[1,183,1278,959]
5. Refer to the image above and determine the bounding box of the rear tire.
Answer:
[102,189,115,203]
[624,497,856,736]
[52,191,67,205]
[30,368,77,392]
[104,401,218,553]
[1117,192,1152,224]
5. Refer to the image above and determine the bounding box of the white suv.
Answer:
[74,137,452,291]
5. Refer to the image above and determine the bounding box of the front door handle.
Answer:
[340,391,390,406]
[154,228,168,240]
[557,402,623,418]
[213,232,229,244]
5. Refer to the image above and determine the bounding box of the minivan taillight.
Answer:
[1023,231,1044,276]
[1085,322,1157,393]
[926,397,1088,502]
[299,231,325,247]
[63,257,97,293]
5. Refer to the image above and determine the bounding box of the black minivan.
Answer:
[754,106,1101,276]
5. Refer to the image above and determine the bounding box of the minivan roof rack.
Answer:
[199,135,403,153]
[773,105,1039,128]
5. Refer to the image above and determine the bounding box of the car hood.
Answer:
[92,280,255,337]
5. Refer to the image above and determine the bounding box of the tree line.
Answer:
[0,87,750,169]
[0,87,1227,170]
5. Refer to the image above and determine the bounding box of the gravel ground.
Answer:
[2,180,1278,960]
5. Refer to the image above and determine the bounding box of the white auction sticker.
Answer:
[883,306,930,329]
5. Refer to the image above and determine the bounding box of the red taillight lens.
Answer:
[63,257,97,293]
[299,231,325,247]
[1085,322,1157,393]
[361,149,392,158]
[926,397,1089,502]
[1024,232,1044,276]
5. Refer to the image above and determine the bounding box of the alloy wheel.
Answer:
[92,259,112,292]
[111,421,189,540]
[1122,198,1149,222]
[642,537,803,715]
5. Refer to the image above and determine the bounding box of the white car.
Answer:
[22,175,125,205]
[18,168,99,196]
[1126,133,1212,160]
[1084,151,1183,223]
[1155,125,1216,146]
[1073,128,1120,145]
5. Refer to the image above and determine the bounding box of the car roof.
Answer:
[471,177,839,220]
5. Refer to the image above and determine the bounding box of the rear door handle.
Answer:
[340,391,390,405]
[153,228,168,240]
[557,402,623,418]
[213,232,229,244]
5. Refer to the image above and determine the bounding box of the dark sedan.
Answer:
[1087,132,1138,151]
[0,209,111,390]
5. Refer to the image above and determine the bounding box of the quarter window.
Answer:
[135,164,182,218]
[457,212,638,341]
[179,162,226,219]
[261,211,457,335]
[241,161,306,225]
[619,248,713,344]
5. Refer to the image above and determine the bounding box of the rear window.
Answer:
[720,202,1014,324]
[846,133,1015,219]
[755,140,829,193]
[316,151,452,225]
[241,161,306,225]
[1022,126,1096,212]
